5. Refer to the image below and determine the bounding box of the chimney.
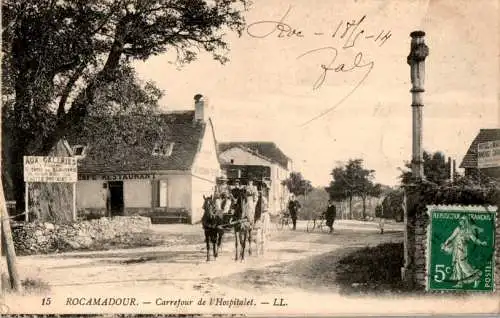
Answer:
[194,93,207,122]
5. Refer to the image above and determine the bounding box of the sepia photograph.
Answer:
[1,0,499,316]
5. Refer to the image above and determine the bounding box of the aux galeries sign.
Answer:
[23,156,77,183]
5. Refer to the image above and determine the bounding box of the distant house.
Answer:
[68,94,221,224]
[218,142,292,214]
[460,128,500,180]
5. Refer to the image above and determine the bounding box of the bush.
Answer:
[297,188,329,220]
[335,242,408,294]
[408,176,500,218]
[375,204,382,218]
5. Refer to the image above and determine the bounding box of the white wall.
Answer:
[163,174,192,208]
[191,176,215,224]
[76,180,106,209]
[124,180,151,208]
[190,121,222,223]
[219,147,271,166]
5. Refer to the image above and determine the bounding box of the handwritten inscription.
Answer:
[297,47,374,90]
[246,6,391,47]
[246,5,391,124]
[246,6,304,39]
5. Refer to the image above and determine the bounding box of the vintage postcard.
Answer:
[1,0,499,316]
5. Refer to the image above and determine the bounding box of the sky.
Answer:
[134,0,499,187]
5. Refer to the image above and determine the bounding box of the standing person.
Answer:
[288,195,301,230]
[218,178,229,196]
[254,184,270,255]
[230,179,244,217]
[243,179,259,224]
[324,199,337,233]
[221,193,231,215]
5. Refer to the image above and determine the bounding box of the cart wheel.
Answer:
[286,218,293,229]
[306,219,316,232]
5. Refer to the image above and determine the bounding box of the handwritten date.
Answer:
[246,6,391,47]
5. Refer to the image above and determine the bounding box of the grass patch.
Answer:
[1,276,51,295]
[21,277,51,294]
[334,242,409,294]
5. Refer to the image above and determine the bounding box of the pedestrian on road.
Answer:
[323,199,337,233]
[288,195,301,230]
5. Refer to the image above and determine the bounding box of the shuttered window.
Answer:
[159,180,168,207]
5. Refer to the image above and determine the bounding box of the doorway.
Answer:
[108,181,124,216]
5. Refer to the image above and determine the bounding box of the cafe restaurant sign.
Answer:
[78,173,156,181]
[478,140,500,169]
[24,156,77,183]
[426,205,496,292]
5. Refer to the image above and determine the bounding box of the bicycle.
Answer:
[276,212,293,231]
[306,214,330,233]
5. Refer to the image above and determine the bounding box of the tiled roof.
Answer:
[460,129,500,168]
[218,141,290,169]
[66,111,205,173]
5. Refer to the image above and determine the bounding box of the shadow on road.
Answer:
[214,232,405,295]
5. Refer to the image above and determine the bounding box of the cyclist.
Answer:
[323,199,337,233]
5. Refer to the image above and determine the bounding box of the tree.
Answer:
[326,159,383,219]
[380,189,404,221]
[400,151,450,186]
[282,172,313,197]
[2,0,250,211]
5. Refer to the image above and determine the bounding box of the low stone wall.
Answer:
[413,208,500,292]
[11,216,152,256]
[413,213,429,289]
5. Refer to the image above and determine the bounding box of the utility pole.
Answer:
[403,30,429,284]
[0,102,22,292]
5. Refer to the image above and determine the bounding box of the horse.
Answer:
[231,190,255,262]
[201,195,224,262]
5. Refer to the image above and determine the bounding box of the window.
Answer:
[72,145,87,157]
[158,180,168,207]
[152,142,175,157]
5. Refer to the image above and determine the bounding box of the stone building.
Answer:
[69,95,221,224]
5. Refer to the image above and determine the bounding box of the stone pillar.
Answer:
[407,31,429,179]
[403,31,429,284]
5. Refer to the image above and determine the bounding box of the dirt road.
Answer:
[3,220,499,315]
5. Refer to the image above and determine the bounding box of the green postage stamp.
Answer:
[427,205,497,292]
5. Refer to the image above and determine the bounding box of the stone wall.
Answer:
[412,208,500,292]
[11,216,152,255]
[413,213,429,289]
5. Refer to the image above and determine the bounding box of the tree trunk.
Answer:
[348,196,353,219]
[362,196,366,220]
[1,187,22,292]
[1,101,22,292]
